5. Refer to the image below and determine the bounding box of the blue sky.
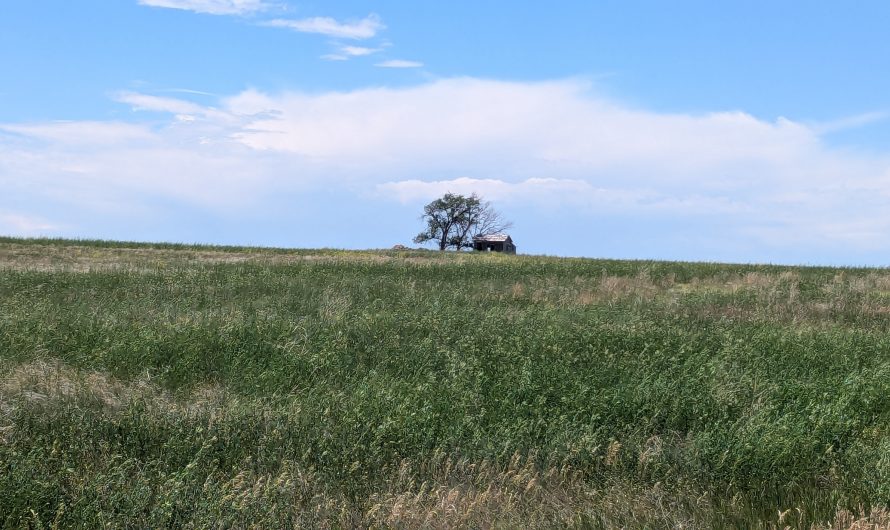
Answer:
[2,1,890,264]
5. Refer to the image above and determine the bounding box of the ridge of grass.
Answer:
[2,238,890,528]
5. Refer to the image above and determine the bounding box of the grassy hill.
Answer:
[2,238,890,528]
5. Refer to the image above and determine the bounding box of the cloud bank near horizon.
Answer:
[2,77,889,259]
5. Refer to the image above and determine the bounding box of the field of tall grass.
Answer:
[3,237,890,528]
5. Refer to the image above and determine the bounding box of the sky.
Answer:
[2,1,890,265]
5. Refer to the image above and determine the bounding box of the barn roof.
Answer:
[473,233,512,242]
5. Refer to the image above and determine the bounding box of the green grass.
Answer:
[3,238,890,528]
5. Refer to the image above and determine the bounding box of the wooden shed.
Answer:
[472,234,516,254]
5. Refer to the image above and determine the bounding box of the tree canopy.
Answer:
[413,193,512,251]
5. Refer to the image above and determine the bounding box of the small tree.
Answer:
[413,193,512,251]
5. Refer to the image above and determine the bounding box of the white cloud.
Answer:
[340,45,381,57]
[4,78,890,257]
[138,0,272,15]
[161,88,218,97]
[113,92,241,126]
[375,59,423,68]
[381,177,601,203]
[116,92,208,115]
[0,106,292,212]
[321,45,382,61]
[811,111,890,134]
[0,211,59,235]
[1,121,156,146]
[378,177,748,215]
[218,78,830,182]
[264,14,384,39]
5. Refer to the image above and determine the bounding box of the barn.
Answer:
[472,234,516,254]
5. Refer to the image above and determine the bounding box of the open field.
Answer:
[4,238,890,528]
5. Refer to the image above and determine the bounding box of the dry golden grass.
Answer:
[596,271,660,302]
[0,360,229,424]
[0,243,418,272]
[814,507,890,530]
[5,240,887,326]
[501,272,661,308]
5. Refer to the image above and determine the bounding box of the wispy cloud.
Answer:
[116,92,208,115]
[378,177,748,216]
[137,0,273,16]
[375,59,423,68]
[1,121,156,146]
[160,88,218,97]
[137,3,409,66]
[812,111,890,134]
[0,211,60,235]
[113,91,242,127]
[340,45,381,57]
[321,45,382,61]
[264,14,384,39]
